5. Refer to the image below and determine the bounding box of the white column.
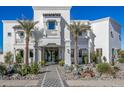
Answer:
[38,48,41,62]
[64,27,71,66]
[88,31,91,63]
[64,40,71,66]
[33,48,35,62]
[59,48,61,60]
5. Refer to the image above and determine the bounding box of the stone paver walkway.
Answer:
[41,65,64,87]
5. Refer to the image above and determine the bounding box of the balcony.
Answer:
[46,30,58,36]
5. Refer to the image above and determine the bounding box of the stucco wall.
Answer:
[91,18,110,62]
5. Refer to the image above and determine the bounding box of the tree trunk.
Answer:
[25,34,29,65]
[35,41,38,63]
[74,37,78,65]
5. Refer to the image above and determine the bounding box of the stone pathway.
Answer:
[41,65,64,87]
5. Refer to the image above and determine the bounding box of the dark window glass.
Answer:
[48,21,56,30]
[71,49,74,57]
[20,50,23,57]
[79,49,82,57]
[20,32,24,37]
[8,32,11,37]
[78,32,82,36]
[111,31,114,38]
[30,50,33,58]
[119,35,121,41]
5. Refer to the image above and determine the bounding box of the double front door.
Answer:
[45,47,58,63]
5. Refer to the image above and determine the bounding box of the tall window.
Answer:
[71,49,74,57]
[111,31,114,38]
[19,32,24,38]
[47,21,56,30]
[79,49,83,57]
[119,35,121,41]
[30,50,33,58]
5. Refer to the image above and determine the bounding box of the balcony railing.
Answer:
[16,39,24,43]
[15,39,34,44]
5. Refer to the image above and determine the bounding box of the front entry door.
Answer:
[45,48,58,63]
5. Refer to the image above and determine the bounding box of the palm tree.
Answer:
[31,27,44,63]
[17,20,38,65]
[68,21,91,65]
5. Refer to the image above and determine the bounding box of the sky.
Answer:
[0,6,124,50]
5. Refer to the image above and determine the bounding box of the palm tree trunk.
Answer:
[35,41,38,63]
[25,34,29,65]
[74,37,78,65]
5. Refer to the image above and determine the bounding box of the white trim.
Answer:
[32,6,71,10]
[2,20,18,23]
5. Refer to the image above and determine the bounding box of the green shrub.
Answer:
[84,55,88,64]
[59,60,64,66]
[0,64,7,75]
[16,53,23,63]
[39,60,46,66]
[13,63,22,73]
[4,52,13,64]
[31,63,39,74]
[96,63,113,75]
[18,64,31,76]
[90,52,98,64]
[118,58,124,63]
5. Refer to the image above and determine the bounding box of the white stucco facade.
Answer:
[1,6,121,65]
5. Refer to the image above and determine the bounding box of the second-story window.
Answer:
[47,21,56,30]
[119,35,121,41]
[111,31,114,38]
[8,32,11,37]
[20,32,24,38]
[19,32,24,38]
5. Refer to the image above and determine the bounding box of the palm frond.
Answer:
[17,19,39,34]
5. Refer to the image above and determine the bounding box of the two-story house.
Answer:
[1,6,121,66]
